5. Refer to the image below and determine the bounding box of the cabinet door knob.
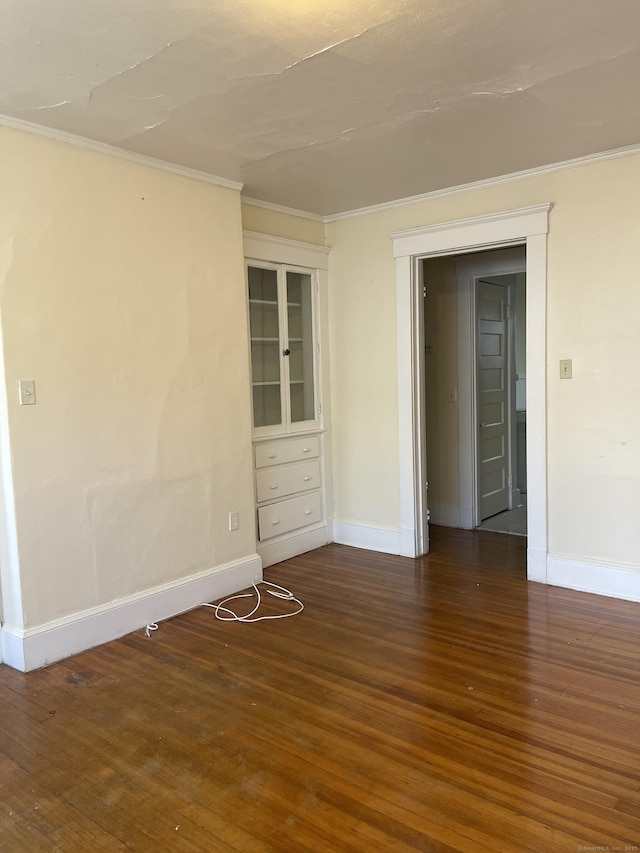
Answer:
[282,348,291,356]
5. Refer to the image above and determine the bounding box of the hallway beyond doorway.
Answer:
[476,504,527,536]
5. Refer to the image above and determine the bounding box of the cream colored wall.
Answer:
[327,153,640,569]
[241,203,326,245]
[0,126,256,631]
[423,257,460,519]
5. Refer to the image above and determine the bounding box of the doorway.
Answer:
[391,203,551,583]
[423,247,526,536]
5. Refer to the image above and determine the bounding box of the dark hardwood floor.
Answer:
[1,526,640,851]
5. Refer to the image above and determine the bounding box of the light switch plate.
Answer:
[18,379,36,405]
[559,359,572,379]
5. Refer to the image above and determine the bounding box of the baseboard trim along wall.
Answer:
[546,554,640,603]
[1,553,263,672]
[333,521,401,555]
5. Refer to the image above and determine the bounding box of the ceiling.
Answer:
[2,0,640,216]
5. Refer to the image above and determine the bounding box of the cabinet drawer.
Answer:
[255,435,320,469]
[258,492,322,541]
[256,459,321,504]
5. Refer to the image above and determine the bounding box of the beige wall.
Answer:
[423,257,460,518]
[0,126,256,631]
[241,203,326,245]
[327,153,640,569]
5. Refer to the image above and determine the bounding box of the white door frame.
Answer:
[392,204,552,583]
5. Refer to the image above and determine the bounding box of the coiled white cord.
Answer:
[202,580,303,623]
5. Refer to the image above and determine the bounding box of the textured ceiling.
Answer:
[2,0,640,215]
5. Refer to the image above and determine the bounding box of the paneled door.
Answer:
[476,280,510,521]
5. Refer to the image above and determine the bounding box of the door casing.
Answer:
[391,204,551,583]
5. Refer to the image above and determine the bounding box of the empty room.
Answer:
[1,0,639,850]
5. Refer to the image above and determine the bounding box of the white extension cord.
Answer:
[202,580,303,623]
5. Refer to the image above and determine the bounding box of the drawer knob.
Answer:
[303,475,311,482]
[271,519,280,525]
[302,447,311,453]
[267,452,277,459]
[270,484,279,490]
[305,509,313,515]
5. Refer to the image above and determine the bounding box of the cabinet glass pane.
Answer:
[251,341,280,382]
[248,266,278,302]
[253,385,282,428]
[249,301,279,339]
[287,271,315,423]
[248,265,282,429]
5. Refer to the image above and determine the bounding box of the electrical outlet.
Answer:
[228,511,239,531]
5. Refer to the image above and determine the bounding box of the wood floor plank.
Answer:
[1,527,640,851]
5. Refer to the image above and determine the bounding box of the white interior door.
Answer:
[476,280,510,521]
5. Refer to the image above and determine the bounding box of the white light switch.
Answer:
[18,379,36,405]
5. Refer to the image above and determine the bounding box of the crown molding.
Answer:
[0,114,244,192]
[4,112,639,222]
[324,142,640,223]
[241,196,325,223]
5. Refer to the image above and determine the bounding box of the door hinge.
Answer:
[314,279,319,293]
[425,481,429,490]
[506,304,512,318]
[427,508,431,522]
[318,402,322,414]
[423,284,427,298]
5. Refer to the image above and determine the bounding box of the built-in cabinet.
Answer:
[244,232,331,568]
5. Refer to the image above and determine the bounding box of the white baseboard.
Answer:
[1,553,262,672]
[429,506,461,528]
[333,521,401,555]
[527,546,547,583]
[547,554,640,602]
[458,504,474,530]
[259,524,328,569]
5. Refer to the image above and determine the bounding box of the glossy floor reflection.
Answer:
[1,527,639,851]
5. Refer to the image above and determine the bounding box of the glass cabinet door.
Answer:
[247,262,319,435]
[248,266,283,429]
[286,271,315,424]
